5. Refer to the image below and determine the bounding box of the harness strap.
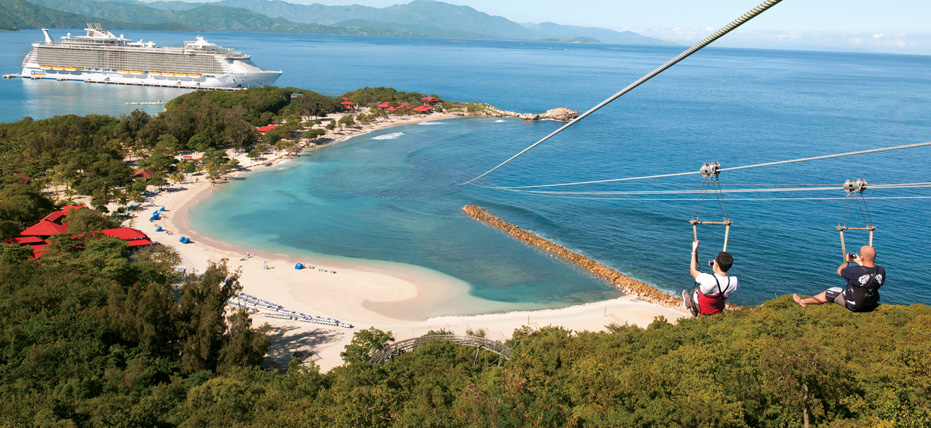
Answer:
[711,275,731,299]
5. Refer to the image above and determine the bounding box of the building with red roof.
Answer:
[9,210,153,259]
[257,124,277,134]
[20,220,69,237]
[131,169,154,179]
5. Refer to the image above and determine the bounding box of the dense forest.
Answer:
[2,86,929,426]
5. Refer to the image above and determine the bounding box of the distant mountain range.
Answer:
[2,0,674,46]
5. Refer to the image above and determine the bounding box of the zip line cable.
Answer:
[486,141,931,190]
[460,0,785,185]
[498,195,931,202]
[490,182,931,196]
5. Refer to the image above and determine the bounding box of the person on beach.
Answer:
[683,240,738,317]
[793,245,884,312]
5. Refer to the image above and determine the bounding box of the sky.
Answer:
[154,0,931,54]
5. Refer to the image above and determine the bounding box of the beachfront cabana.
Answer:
[100,228,149,241]
[377,101,392,108]
[20,220,69,237]
[8,236,45,245]
[41,205,86,224]
[131,169,154,179]
[257,125,277,134]
[340,101,355,110]
[421,96,440,103]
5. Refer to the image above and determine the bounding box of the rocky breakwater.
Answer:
[462,205,682,308]
[480,105,579,122]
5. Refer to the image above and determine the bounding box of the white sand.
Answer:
[131,111,690,372]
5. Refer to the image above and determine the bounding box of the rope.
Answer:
[489,142,931,190]
[460,0,785,185]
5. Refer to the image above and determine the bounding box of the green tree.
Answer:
[341,327,394,365]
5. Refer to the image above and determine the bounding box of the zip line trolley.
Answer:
[837,178,875,259]
[690,162,732,252]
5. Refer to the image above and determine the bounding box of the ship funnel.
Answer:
[41,29,52,43]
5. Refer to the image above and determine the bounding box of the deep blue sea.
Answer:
[3,29,930,313]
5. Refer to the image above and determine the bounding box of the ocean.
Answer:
[2,29,930,313]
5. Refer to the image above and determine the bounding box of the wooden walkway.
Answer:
[368,334,512,365]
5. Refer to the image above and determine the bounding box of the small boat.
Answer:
[64,67,77,71]
[149,71,162,76]
[130,70,143,74]
[52,66,63,70]
[189,73,202,78]
[40,65,51,69]
[117,69,130,73]
[162,72,175,76]
[175,73,188,77]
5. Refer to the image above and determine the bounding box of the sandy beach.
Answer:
[131,111,690,372]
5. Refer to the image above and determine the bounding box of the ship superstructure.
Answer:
[19,24,281,89]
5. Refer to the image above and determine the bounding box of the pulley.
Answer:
[837,178,875,259]
[690,162,732,252]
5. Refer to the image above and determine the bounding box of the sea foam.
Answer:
[372,132,404,140]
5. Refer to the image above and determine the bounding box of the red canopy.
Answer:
[42,206,86,224]
[31,244,47,259]
[125,239,154,247]
[131,169,154,179]
[101,228,149,240]
[377,102,391,108]
[340,101,355,105]
[257,125,277,133]
[8,236,45,245]
[41,211,68,224]
[421,96,439,102]
[20,220,69,237]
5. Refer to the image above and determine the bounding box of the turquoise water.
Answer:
[3,30,930,310]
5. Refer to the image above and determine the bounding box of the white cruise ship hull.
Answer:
[20,65,281,89]
[19,26,282,90]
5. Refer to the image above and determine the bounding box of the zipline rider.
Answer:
[683,240,739,316]
[793,245,885,311]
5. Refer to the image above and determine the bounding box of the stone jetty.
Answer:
[463,205,682,307]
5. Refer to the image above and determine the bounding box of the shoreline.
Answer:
[132,111,690,372]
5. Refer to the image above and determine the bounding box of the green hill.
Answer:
[0,0,192,31]
[21,0,672,44]
[21,0,419,35]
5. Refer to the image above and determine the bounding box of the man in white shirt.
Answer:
[683,240,739,316]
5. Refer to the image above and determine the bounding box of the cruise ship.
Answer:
[19,24,282,89]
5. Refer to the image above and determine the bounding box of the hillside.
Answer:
[21,0,419,35]
[22,0,673,44]
[0,0,193,31]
